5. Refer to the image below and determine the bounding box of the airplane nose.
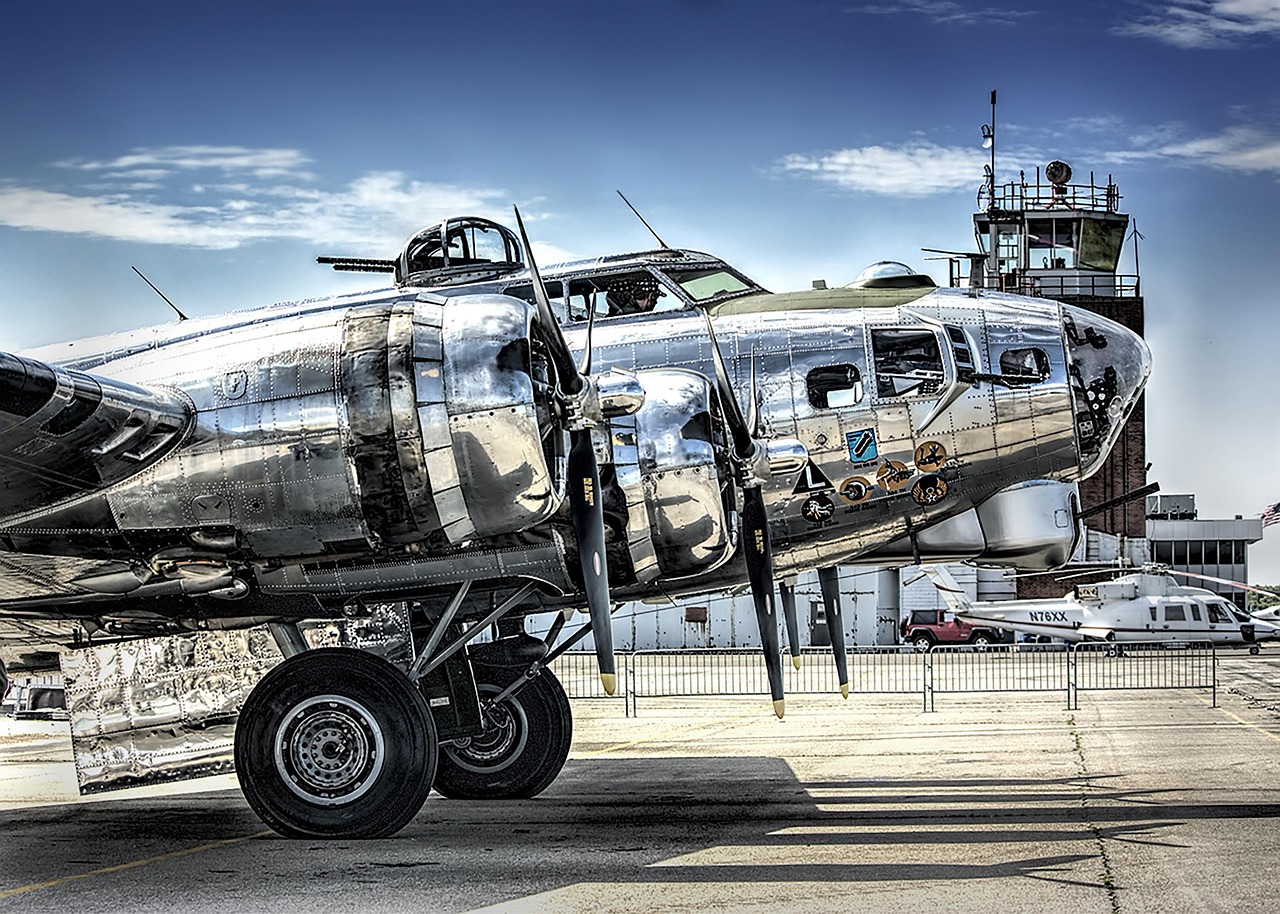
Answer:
[1061,304,1152,480]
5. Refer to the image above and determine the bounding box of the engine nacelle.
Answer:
[611,369,737,582]
[342,293,567,548]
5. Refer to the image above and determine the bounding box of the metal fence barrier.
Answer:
[549,642,1218,714]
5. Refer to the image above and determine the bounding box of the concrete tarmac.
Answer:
[1,653,1278,913]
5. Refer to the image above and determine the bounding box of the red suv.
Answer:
[901,609,1009,650]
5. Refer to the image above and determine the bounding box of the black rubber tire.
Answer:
[434,670,571,800]
[912,634,933,652]
[234,648,437,839]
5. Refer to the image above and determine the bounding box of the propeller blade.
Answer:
[701,311,755,459]
[778,579,802,670]
[568,429,615,694]
[512,205,581,395]
[743,486,784,718]
[818,566,849,699]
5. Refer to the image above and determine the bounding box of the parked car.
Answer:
[900,609,1010,650]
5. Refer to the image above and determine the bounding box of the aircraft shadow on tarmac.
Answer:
[5,757,1277,907]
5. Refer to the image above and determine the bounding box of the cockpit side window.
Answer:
[999,347,1051,382]
[870,328,944,398]
[562,271,681,320]
[806,364,863,409]
[502,281,565,318]
[1207,602,1232,624]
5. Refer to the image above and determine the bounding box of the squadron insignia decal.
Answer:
[845,428,878,463]
[911,474,948,506]
[876,460,912,492]
[838,476,872,505]
[801,493,836,524]
[914,440,947,471]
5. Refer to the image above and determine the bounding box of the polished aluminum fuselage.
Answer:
[3,276,1150,622]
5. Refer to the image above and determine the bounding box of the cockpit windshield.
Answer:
[663,267,755,302]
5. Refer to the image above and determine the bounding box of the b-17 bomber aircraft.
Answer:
[0,212,1149,838]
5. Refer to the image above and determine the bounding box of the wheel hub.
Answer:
[445,689,529,774]
[275,695,385,805]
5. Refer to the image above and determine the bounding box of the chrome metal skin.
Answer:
[627,368,736,579]
[1,282,1149,613]
[0,235,1151,814]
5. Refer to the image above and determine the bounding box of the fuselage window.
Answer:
[806,364,863,409]
[1207,602,1231,624]
[1164,604,1187,622]
[999,347,1051,382]
[870,328,943,398]
[1190,604,1202,622]
[1148,606,1158,622]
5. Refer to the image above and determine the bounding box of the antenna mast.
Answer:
[131,266,188,321]
[616,190,669,249]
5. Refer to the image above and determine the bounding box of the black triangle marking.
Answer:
[792,459,834,494]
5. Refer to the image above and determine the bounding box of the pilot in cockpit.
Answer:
[606,275,664,315]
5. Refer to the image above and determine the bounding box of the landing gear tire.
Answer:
[1249,645,1261,655]
[234,648,437,839]
[434,669,572,800]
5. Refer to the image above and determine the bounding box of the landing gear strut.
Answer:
[234,648,438,839]
[434,668,572,800]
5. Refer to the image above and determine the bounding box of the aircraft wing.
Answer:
[0,351,192,522]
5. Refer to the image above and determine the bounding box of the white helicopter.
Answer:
[923,565,1280,653]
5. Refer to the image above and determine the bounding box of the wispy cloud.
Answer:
[1105,124,1280,173]
[778,142,992,196]
[0,146,520,252]
[1114,1,1280,48]
[59,145,317,180]
[848,1,1038,26]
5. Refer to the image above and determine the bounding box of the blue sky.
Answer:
[2,1,1278,581]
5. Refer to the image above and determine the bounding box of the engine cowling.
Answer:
[610,368,738,582]
[341,293,568,548]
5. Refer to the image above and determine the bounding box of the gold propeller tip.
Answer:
[600,672,617,696]
[840,683,850,699]
[791,656,802,671]
[773,699,786,719]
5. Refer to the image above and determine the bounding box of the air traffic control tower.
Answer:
[963,157,1147,542]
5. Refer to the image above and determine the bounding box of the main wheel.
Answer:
[234,648,437,839]
[433,669,571,800]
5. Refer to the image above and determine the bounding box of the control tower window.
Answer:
[1079,218,1126,271]
[1028,219,1078,269]
[870,329,944,398]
